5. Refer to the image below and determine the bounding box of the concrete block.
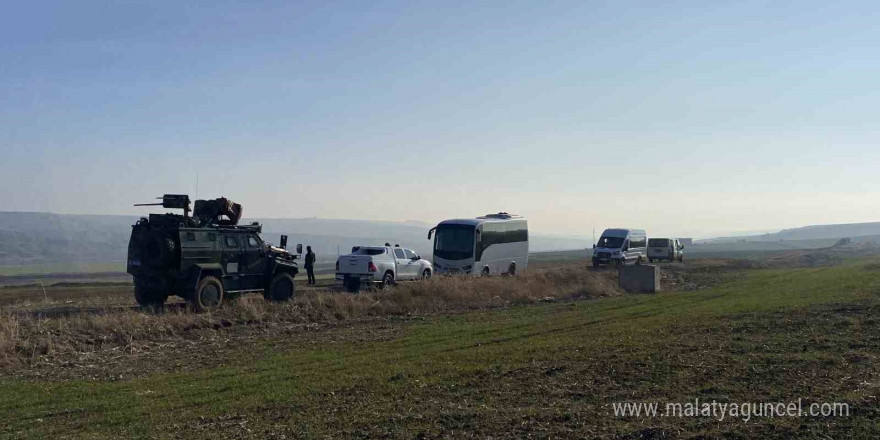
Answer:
[618,264,660,293]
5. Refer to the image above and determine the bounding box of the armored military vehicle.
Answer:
[127,194,301,311]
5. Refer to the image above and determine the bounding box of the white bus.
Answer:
[428,213,528,276]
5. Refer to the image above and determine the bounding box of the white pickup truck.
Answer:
[335,246,433,292]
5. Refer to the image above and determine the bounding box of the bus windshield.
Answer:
[434,224,475,260]
[597,236,625,249]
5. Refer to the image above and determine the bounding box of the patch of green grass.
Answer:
[3,261,880,438]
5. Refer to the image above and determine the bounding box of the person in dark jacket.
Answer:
[304,246,316,285]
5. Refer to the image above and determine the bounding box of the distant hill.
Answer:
[700,222,880,244]
[0,212,590,268]
[770,222,880,241]
[0,213,134,267]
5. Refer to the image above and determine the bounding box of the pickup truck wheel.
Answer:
[508,263,516,276]
[382,271,395,288]
[343,277,360,293]
[422,269,431,279]
[481,267,490,276]
[190,276,223,312]
[266,273,295,302]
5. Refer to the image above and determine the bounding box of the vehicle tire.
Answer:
[190,276,223,312]
[481,267,490,276]
[508,263,517,276]
[635,256,642,265]
[343,276,360,293]
[422,269,431,279]
[679,255,684,263]
[382,271,395,288]
[134,277,166,308]
[266,272,295,302]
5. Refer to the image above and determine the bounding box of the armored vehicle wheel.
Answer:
[190,276,223,312]
[134,278,166,308]
[266,273,295,302]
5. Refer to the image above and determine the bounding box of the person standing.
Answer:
[304,246,316,285]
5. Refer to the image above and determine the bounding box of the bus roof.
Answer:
[438,214,526,227]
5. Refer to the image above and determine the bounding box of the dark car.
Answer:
[127,194,301,311]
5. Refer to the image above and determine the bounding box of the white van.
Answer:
[592,228,647,268]
[648,238,684,263]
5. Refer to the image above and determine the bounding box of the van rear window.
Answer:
[649,239,669,247]
[354,248,385,256]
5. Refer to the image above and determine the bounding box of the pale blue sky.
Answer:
[2,1,879,238]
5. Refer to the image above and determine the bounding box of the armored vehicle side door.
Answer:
[221,233,244,291]
[241,234,269,290]
[179,229,218,273]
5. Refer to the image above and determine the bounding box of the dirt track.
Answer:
[6,242,877,317]
[1,259,718,316]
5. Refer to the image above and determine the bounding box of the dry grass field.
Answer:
[0,263,621,373]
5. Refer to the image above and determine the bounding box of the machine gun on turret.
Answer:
[135,194,243,226]
[135,194,192,217]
